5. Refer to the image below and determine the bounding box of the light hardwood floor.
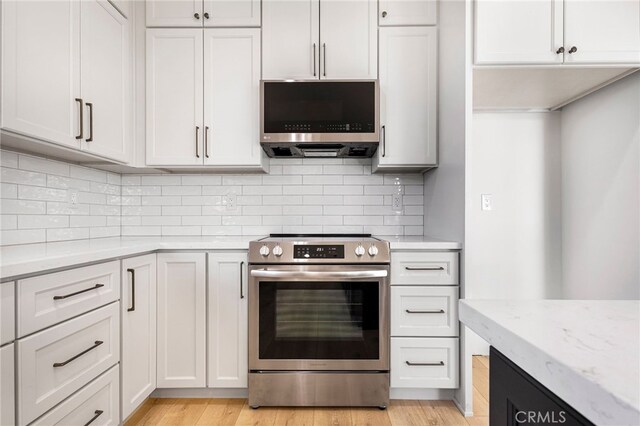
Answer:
[125,356,490,426]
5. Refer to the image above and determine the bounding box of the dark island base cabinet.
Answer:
[490,347,594,426]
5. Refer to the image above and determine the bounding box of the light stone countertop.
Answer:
[460,299,640,426]
[0,235,461,280]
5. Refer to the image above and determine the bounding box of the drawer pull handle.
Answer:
[127,268,136,312]
[405,266,445,271]
[84,410,104,426]
[405,309,445,314]
[53,284,104,300]
[406,361,445,367]
[53,340,103,367]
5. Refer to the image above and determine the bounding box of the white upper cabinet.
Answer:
[375,27,438,171]
[474,0,563,65]
[564,0,640,64]
[80,0,130,162]
[207,253,248,388]
[146,0,260,27]
[146,29,204,165]
[203,29,263,167]
[262,0,320,80]
[320,0,377,79]
[475,0,640,65]
[204,0,261,27]
[146,0,203,27]
[1,0,81,149]
[378,0,437,26]
[121,255,157,420]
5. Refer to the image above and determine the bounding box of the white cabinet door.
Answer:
[157,253,206,388]
[474,0,564,65]
[1,344,14,426]
[146,29,204,165]
[378,0,437,26]
[121,254,156,420]
[146,0,204,27]
[203,29,262,167]
[204,0,261,27]
[1,0,81,148]
[320,0,377,79]
[207,252,248,388]
[375,27,437,170]
[564,0,640,64]
[262,0,320,80]
[80,0,130,163]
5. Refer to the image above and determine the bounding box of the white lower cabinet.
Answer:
[391,286,459,337]
[17,302,120,424]
[207,252,248,388]
[1,344,14,426]
[391,337,459,389]
[121,254,157,420]
[31,365,120,426]
[157,253,206,388]
[1,282,15,345]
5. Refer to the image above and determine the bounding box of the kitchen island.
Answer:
[460,300,639,426]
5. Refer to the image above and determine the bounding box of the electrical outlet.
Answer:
[392,193,403,213]
[224,194,237,211]
[481,194,492,211]
[68,189,79,205]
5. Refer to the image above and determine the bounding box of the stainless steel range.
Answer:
[248,234,390,409]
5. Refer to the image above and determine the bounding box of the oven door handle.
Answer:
[250,269,388,279]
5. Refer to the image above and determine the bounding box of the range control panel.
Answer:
[294,245,345,259]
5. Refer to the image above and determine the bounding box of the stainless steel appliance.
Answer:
[260,80,379,158]
[248,234,390,408]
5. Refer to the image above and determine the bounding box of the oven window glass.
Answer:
[258,281,380,359]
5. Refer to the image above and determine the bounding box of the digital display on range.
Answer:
[294,245,345,259]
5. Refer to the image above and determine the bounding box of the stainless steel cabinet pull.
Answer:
[381,10,388,17]
[240,261,245,299]
[313,43,317,77]
[195,126,200,158]
[53,340,104,367]
[323,43,326,77]
[194,12,200,19]
[75,98,84,139]
[381,125,386,157]
[205,126,210,158]
[127,268,135,312]
[204,12,210,19]
[556,46,565,54]
[86,102,94,142]
[405,309,445,314]
[405,266,444,271]
[251,269,388,279]
[568,46,577,54]
[53,284,104,300]
[84,410,104,426]
[406,361,444,366]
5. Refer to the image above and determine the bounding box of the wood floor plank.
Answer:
[428,400,468,426]
[157,398,208,426]
[387,400,432,426]
[350,407,392,426]
[124,398,156,426]
[312,408,352,426]
[196,399,234,425]
[465,416,489,426]
[235,401,278,426]
[472,387,489,417]
[131,399,178,426]
[472,356,487,372]
[472,362,490,402]
[477,355,490,370]
[273,407,315,426]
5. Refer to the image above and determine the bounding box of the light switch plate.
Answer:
[481,194,492,211]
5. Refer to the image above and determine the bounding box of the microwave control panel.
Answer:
[294,245,345,259]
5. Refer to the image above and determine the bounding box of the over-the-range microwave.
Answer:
[260,80,379,158]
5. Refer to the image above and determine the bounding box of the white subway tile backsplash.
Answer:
[162,206,201,216]
[47,175,92,191]
[1,229,45,245]
[1,215,17,230]
[303,175,343,185]
[69,216,107,228]
[47,227,90,242]
[322,165,364,175]
[243,205,282,215]
[141,196,181,206]
[2,168,47,186]
[1,183,17,198]
[162,226,201,236]
[2,199,46,215]
[90,227,120,238]
[18,186,68,202]
[323,185,364,195]
[244,185,282,195]
[303,195,343,205]
[162,186,202,196]
[47,202,91,216]
[323,205,364,215]
[182,196,223,206]
[263,195,303,205]
[20,155,70,176]
[19,215,69,229]
[0,151,18,168]
[182,175,222,186]
[202,186,241,195]
[141,175,181,185]
[69,166,107,183]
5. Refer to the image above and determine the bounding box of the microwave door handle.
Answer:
[250,269,387,279]
[313,43,317,77]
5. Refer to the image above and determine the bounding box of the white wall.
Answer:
[561,73,640,300]
[467,112,563,300]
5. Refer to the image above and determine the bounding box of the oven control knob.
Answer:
[273,245,283,257]
[259,245,270,257]
[355,245,365,257]
[368,245,379,256]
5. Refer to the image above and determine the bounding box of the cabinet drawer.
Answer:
[18,302,120,424]
[32,365,120,426]
[18,261,120,336]
[390,252,458,285]
[391,286,459,337]
[391,337,459,388]
[1,281,15,344]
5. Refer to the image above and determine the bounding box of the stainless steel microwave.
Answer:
[260,80,379,158]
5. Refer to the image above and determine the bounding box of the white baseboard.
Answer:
[389,388,455,400]
[453,396,474,417]
[151,388,248,398]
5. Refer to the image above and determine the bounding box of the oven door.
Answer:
[249,264,389,372]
